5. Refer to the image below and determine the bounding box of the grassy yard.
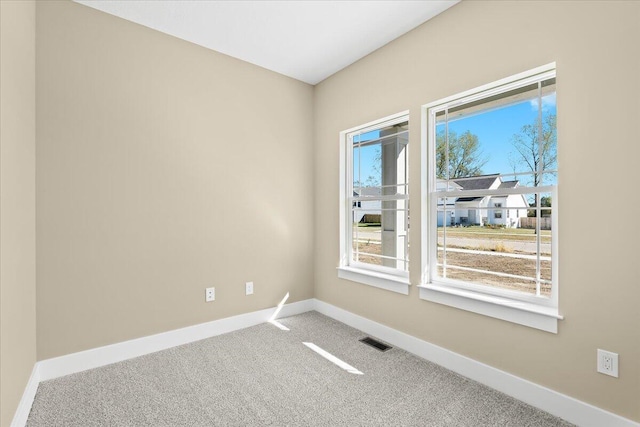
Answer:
[438,226,551,243]
[359,224,549,242]
[356,223,381,230]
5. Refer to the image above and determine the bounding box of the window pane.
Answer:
[429,69,557,303]
[352,143,381,189]
[435,79,556,185]
[352,145,361,191]
[352,213,380,265]
[538,192,553,219]
[436,257,550,296]
[352,204,408,270]
[437,244,550,297]
[348,118,409,273]
[437,201,551,297]
[537,192,553,287]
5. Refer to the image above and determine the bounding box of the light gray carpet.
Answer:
[27,312,573,426]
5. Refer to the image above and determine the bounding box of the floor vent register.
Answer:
[359,337,392,352]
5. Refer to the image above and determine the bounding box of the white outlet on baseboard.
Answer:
[205,287,215,302]
[597,349,618,377]
[245,282,254,296]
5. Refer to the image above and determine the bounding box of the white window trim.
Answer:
[417,283,561,333]
[420,63,562,332]
[337,266,410,295]
[338,111,410,295]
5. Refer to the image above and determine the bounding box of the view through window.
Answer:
[349,118,409,274]
[429,71,557,299]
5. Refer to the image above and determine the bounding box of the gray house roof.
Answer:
[449,176,521,204]
[451,174,520,191]
[498,180,519,189]
[353,187,382,197]
[452,174,500,190]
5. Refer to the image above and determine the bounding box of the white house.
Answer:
[352,187,382,224]
[437,174,529,228]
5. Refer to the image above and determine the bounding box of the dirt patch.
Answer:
[438,251,551,296]
[354,241,551,297]
[353,241,383,266]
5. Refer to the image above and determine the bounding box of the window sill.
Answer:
[337,267,410,295]
[418,283,562,333]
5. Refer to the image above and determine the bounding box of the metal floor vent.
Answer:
[360,337,392,352]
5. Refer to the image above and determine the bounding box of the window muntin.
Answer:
[346,116,409,275]
[427,69,557,304]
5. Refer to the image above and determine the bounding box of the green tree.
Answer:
[436,130,487,179]
[540,195,552,217]
[528,197,551,217]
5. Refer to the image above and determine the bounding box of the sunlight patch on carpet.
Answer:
[303,342,363,375]
[268,292,291,331]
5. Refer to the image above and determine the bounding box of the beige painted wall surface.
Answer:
[314,1,640,421]
[0,0,37,425]
[36,1,314,360]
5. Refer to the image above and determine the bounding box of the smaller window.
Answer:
[339,112,410,294]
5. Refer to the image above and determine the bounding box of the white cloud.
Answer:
[530,92,556,111]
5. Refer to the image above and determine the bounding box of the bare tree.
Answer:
[510,113,557,187]
[511,113,557,227]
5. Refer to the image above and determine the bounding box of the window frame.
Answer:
[493,203,503,219]
[338,111,410,295]
[419,64,562,332]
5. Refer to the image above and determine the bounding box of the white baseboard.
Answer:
[313,299,639,427]
[10,363,40,427]
[12,297,639,427]
[38,298,314,381]
[275,297,315,319]
[11,298,314,427]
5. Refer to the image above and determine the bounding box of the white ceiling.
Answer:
[75,1,459,85]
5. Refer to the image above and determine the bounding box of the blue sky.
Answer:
[353,130,383,186]
[439,94,556,180]
[352,93,556,188]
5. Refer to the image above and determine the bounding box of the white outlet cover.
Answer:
[205,287,215,302]
[245,282,254,295]
[597,349,619,377]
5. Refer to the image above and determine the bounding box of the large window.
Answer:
[421,64,561,332]
[338,112,410,294]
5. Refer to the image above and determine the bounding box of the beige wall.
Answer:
[0,1,37,425]
[314,0,640,422]
[36,1,314,360]
[2,0,635,423]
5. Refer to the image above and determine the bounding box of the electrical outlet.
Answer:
[245,281,254,296]
[205,287,215,302]
[597,349,618,377]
